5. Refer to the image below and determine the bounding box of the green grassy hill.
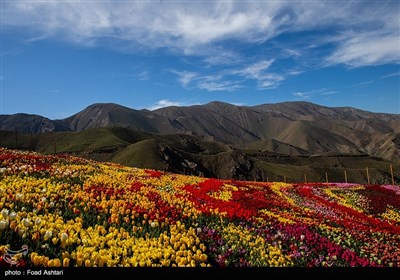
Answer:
[0,127,398,184]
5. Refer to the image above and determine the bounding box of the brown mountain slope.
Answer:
[1,101,399,161]
[1,127,398,184]
[0,114,68,133]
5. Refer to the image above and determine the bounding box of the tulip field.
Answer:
[0,147,399,267]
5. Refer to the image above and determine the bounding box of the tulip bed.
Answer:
[0,148,399,267]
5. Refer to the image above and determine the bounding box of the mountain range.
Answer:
[2,101,399,159]
[1,101,399,183]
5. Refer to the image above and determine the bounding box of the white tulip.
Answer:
[22,218,30,227]
[0,220,7,230]
[44,230,52,239]
[9,211,17,220]
[60,232,68,243]
[1,209,9,218]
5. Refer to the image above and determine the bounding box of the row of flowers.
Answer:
[0,147,399,267]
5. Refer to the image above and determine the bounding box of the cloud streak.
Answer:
[136,71,150,81]
[171,59,287,92]
[233,60,284,89]
[293,88,338,99]
[171,70,243,92]
[351,81,375,88]
[197,78,242,92]
[170,70,198,88]
[327,33,400,67]
[293,92,310,99]
[380,71,400,79]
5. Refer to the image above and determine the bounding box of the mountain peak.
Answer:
[84,103,131,111]
[205,101,235,106]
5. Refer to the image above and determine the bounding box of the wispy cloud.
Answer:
[4,1,398,68]
[172,59,287,91]
[327,32,400,67]
[197,78,242,92]
[148,99,182,110]
[351,80,374,88]
[147,99,200,110]
[170,70,198,88]
[233,60,284,89]
[283,48,302,58]
[171,70,242,92]
[320,90,337,96]
[380,71,400,79]
[232,102,246,106]
[25,34,48,43]
[257,74,285,90]
[136,71,150,81]
[293,88,338,99]
[293,92,310,99]
[203,50,243,66]
[286,69,304,76]
[234,60,274,79]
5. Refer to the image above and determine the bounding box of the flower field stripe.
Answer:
[0,148,399,267]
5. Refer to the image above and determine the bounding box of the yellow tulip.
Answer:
[53,259,61,267]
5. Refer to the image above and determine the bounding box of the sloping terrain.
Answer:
[1,127,398,184]
[1,101,398,161]
[1,148,399,267]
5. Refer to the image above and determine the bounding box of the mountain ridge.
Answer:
[1,101,399,161]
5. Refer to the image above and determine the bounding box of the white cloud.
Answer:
[136,71,150,81]
[234,60,274,79]
[3,0,399,72]
[148,99,201,110]
[170,70,198,88]
[320,91,337,96]
[351,81,374,88]
[381,71,400,79]
[171,59,285,91]
[283,49,302,58]
[293,92,310,99]
[293,88,338,99]
[233,60,284,89]
[203,50,243,66]
[232,102,246,106]
[198,78,242,92]
[170,70,243,91]
[257,73,285,90]
[286,69,303,76]
[3,1,281,55]
[327,33,400,67]
[148,99,183,110]
[170,70,242,92]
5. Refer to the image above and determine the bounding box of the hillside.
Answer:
[1,127,398,184]
[1,101,399,161]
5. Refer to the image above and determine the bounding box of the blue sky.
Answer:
[1,0,399,119]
